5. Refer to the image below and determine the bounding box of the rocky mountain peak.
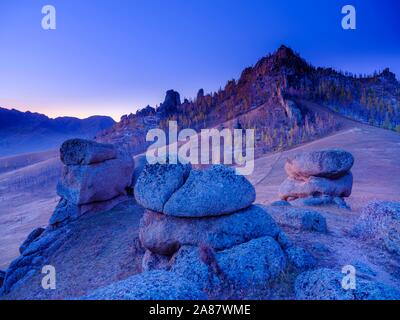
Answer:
[197,88,205,100]
[275,44,296,59]
[157,90,181,118]
[379,68,398,83]
[269,44,310,74]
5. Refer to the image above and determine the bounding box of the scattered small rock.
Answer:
[163,165,256,217]
[355,280,400,300]
[272,207,328,233]
[333,196,351,210]
[57,148,134,205]
[271,200,292,207]
[301,211,328,233]
[49,139,134,227]
[311,243,331,255]
[134,161,191,213]
[292,195,351,210]
[142,250,170,272]
[218,237,287,287]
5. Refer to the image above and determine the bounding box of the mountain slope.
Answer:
[97,45,400,156]
[0,108,115,157]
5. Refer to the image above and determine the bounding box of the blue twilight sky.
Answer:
[0,0,399,120]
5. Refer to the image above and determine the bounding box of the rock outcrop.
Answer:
[279,173,353,200]
[157,90,181,118]
[1,138,137,295]
[139,205,282,255]
[1,228,71,294]
[19,227,45,254]
[286,247,317,271]
[301,211,328,233]
[170,237,288,291]
[279,149,354,208]
[135,162,303,293]
[50,139,134,226]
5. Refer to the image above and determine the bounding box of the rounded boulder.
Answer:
[82,270,206,300]
[139,205,282,255]
[163,165,256,217]
[60,139,118,165]
[279,172,353,201]
[134,162,191,213]
[285,149,354,179]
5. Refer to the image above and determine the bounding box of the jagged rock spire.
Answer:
[157,90,181,118]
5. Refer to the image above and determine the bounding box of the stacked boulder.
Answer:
[2,139,136,295]
[50,139,135,227]
[134,162,312,292]
[352,201,400,256]
[279,149,354,208]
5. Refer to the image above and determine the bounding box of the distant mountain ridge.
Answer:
[0,108,115,157]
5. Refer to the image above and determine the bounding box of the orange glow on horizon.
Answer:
[0,99,145,122]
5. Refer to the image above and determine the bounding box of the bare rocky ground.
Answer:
[2,200,145,300]
[0,120,399,299]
